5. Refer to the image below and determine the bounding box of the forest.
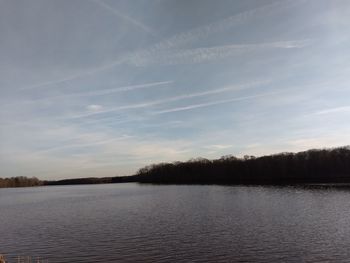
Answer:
[1,147,350,188]
[135,147,350,184]
[44,175,137,185]
[0,176,42,188]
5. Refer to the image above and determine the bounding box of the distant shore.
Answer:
[1,146,350,188]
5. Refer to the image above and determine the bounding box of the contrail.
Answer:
[129,40,312,66]
[152,91,286,114]
[66,80,268,119]
[35,136,133,154]
[31,81,173,101]
[20,58,126,90]
[314,106,350,115]
[90,0,156,36]
[147,0,298,51]
[19,0,298,90]
[65,80,172,97]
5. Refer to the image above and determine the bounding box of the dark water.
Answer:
[1,184,350,262]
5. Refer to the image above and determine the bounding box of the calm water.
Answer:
[1,183,350,262]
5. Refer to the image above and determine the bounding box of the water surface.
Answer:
[1,183,350,262]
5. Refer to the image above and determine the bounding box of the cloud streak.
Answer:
[67,80,268,119]
[90,0,156,36]
[35,135,134,154]
[129,40,312,66]
[141,0,297,51]
[152,90,285,114]
[18,0,297,91]
[314,106,350,115]
[19,59,126,90]
[32,81,173,101]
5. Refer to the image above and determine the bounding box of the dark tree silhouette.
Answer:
[0,176,42,188]
[2,147,350,188]
[135,147,350,185]
[44,175,138,186]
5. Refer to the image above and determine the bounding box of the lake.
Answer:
[1,183,350,262]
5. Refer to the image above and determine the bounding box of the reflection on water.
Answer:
[1,183,350,262]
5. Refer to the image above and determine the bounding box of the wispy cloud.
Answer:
[89,0,156,36]
[314,106,350,115]
[129,40,312,66]
[286,135,350,151]
[86,104,104,112]
[143,0,297,51]
[67,80,268,119]
[82,80,173,96]
[152,90,285,114]
[205,144,233,150]
[0,81,173,112]
[19,60,126,90]
[18,0,296,91]
[35,135,133,154]
[31,81,173,102]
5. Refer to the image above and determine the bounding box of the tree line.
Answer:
[2,147,350,188]
[44,175,137,185]
[135,147,350,184]
[0,176,43,188]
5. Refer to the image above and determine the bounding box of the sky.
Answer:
[1,0,350,180]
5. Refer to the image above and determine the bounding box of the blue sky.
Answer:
[1,0,350,180]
